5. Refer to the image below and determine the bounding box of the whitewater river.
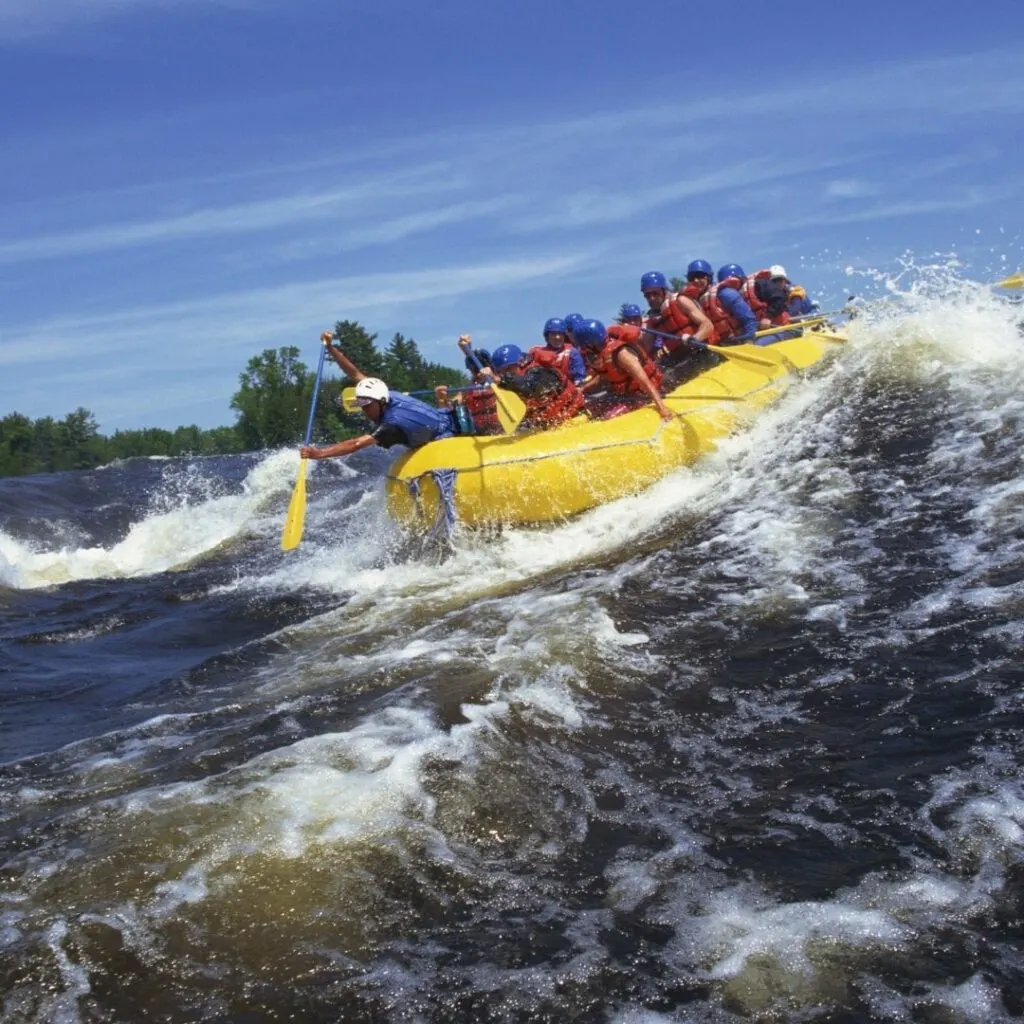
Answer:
[2,287,1023,1022]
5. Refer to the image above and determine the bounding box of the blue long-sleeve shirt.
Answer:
[718,287,758,342]
[565,345,587,385]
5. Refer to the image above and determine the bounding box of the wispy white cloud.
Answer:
[263,197,522,265]
[0,0,262,41]
[0,170,463,263]
[0,251,592,369]
[513,155,870,232]
[825,179,881,200]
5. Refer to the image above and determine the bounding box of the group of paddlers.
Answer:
[299,262,819,462]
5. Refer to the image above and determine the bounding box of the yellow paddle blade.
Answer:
[491,385,527,434]
[280,459,308,551]
[995,272,1024,289]
[713,346,779,368]
[341,386,361,412]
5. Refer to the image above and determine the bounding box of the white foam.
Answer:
[0,449,299,589]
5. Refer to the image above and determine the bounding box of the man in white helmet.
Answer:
[299,332,455,461]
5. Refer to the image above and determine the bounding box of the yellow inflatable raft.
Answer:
[385,331,844,529]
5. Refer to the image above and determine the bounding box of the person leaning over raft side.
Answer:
[489,343,585,429]
[299,332,455,461]
[573,319,673,421]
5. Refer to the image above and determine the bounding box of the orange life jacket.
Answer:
[517,359,585,427]
[645,294,701,352]
[700,282,744,344]
[594,324,665,395]
[463,387,501,434]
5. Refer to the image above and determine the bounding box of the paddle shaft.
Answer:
[281,342,329,552]
[643,327,780,367]
[303,344,329,445]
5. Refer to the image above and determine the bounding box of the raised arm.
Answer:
[320,330,366,381]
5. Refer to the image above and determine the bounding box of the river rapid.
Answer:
[2,276,1023,1022]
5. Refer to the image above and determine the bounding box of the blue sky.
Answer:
[2,0,1024,430]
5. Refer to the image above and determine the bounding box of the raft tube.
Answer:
[385,332,841,529]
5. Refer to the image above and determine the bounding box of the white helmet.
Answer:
[768,264,789,280]
[354,377,389,405]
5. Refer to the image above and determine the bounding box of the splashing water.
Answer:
[3,262,1024,1022]
[0,449,301,589]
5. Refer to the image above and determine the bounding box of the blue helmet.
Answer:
[564,313,585,334]
[717,263,746,284]
[687,259,714,279]
[464,348,491,372]
[640,271,669,292]
[491,344,524,371]
[620,303,643,320]
[573,319,607,350]
[543,317,567,336]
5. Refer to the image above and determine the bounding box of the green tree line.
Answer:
[0,320,468,478]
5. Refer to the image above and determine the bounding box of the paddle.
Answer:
[995,273,1024,289]
[643,327,780,368]
[281,341,328,552]
[460,348,527,434]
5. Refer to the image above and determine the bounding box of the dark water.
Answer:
[2,297,1024,1022]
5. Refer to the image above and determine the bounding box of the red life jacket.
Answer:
[594,325,664,395]
[742,270,791,325]
[680,281,707,301]
[529,344,575,377]
[741,271,772,320]
[645,294,700,350]
[518,358,585,427]
[463,388,501,434]
[700,282,744,344]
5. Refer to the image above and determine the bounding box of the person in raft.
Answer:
[573,319,673,421]
[531,317,588,385]
[639,270,715,365]
[442,337,502,436]
[699,264,760,346]
[489,343,585,429]
[299,332,455,460]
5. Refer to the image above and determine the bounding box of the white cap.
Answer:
[354,377,389,405]
[769,264,789,279]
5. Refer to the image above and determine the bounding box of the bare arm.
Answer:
[678,296,713,342]
[615,348,672,421]
[300,433,377,460]
[320,330,366,381]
